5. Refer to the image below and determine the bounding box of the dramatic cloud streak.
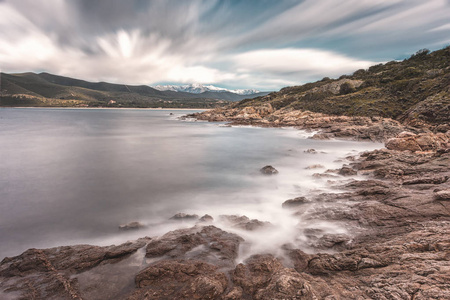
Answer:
[1,0,449,90]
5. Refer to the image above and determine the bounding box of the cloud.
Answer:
[1,0,450,90]
[233,48,374,75]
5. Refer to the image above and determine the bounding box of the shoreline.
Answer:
[2,106,208,111]
[1,112,449,299]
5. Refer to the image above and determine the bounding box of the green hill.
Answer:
[233,46,450,126]
[0,73,230,108]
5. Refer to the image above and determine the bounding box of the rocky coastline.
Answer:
[1,108,449,299]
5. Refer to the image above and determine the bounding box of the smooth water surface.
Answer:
[0,108,381,258]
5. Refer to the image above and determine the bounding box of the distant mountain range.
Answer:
[153,83,260,95]
[0,72,270,108]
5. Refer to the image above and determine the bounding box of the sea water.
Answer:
[0,108,382,258]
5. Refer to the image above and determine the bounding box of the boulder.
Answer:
[198,214,214,222]
[260,165,278,175]
[282,197,311,208]
[386,132,449,152]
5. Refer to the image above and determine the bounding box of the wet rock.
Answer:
[219,215,271,231]
[145,225,243,268]
[338,166,357,176]
[260,165,278,175]
[311,132,333,140]
[282,196,310,208]
[119,221,145,230]
[132,259,227,299]
[305,164,325,169]
[304,148,317,154]
[314,234,352,250]
[312,173,339,179]
[0,239,149,299]
[198,214,214,222]
[232,254,318,299]
[223,286,243,299]
[169,213,199,220]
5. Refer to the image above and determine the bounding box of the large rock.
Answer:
[0,239,149,299]
[131,260,228,300]
[145,225,243,268]
[232,254,318,299]
[386,132,449,152]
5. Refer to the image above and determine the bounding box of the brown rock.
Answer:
[338,166,357,176]
[133,260,227,299]
[219,215,271,231]
[260,165,279,175]
[282,197,310,208]
[169,213,199,220]
[145,225,243,268]
[119,221,145,230]
[198,214,214,222]
[434,189,450,200]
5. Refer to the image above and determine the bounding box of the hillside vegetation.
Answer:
[234,46,450,126]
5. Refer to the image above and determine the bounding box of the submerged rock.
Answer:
[282,197,311,208]
[169,213,199,220]
[198,214,214,222]
[260,165,278,175]
[119,221,145,230]
[304,148,317,154]
[305,164,325,169]
[219,215,271,231]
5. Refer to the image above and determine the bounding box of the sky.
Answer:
[1,0,450,91]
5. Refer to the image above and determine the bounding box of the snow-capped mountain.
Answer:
[153,83,260,95]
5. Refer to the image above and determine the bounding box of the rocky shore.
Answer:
[1,108,449,299]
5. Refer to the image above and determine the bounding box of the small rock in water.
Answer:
[305,164,325,169]
[304,148,317,154]
[118,221,145,230]
[260,165,279,175]
[219,215,271,231]
[199,214,214,222]
[170,213,199,220]
[282,197,311,208]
